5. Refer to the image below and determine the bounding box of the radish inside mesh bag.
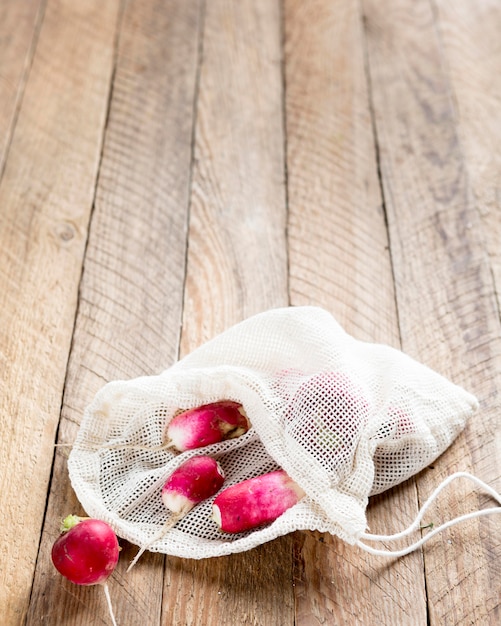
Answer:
[68,306,501,560]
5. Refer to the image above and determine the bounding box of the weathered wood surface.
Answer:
[285,1,427,624]
[0,0,120,622]
[1,0,499,624]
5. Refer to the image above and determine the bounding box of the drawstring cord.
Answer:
[356,472,501,557]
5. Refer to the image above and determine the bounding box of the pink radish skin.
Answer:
[212,470,305,533]
[164,401,249,451]
[51,515,119,585]
[127,455,225,572]
[162,455,225,516]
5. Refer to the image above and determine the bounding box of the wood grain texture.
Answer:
[284,1,427,624]
[0,0,43,174]
[25,1,203,624]
[285,0,397,345]
[363,0,501,623]
[0,0,120,622]
[180,0,289,354]
[434,0,501,331]
[1,0,500,623]
[169,1,293,625]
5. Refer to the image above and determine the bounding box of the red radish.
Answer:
[51,515,119,625]
[164,401,249,451]
[162,454,226,515]
[285,371,368,476]
[270,367,305,400]
[374,406,416,442]
[212,469,305,533]
[127,455,225,571]
[51,515,119,585]
[389,405,416,438]
[75,401,249,455]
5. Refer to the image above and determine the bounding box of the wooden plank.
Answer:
[0,0,120,622]
[363,0,501,623]
[0,0,43,174]
[284,0,428,624]
[167,1,292,625]
[180,0,289,353]
[285,0,397,344]
[25,1,203,624]
[434,0,501,336]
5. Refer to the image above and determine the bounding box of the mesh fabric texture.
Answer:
[68,306,478,558]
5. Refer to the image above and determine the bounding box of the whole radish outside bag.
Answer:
[68,306,480,558]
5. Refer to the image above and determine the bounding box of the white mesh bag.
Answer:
[68,306,481,559]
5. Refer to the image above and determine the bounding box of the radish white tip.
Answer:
[162,492,193,516]
[212,504,222,528]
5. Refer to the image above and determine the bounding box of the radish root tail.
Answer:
[126,514,182,573]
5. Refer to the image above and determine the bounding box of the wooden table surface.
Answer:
[1,0,500,624]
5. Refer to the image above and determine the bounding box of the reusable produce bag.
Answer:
[69,306,494,559]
